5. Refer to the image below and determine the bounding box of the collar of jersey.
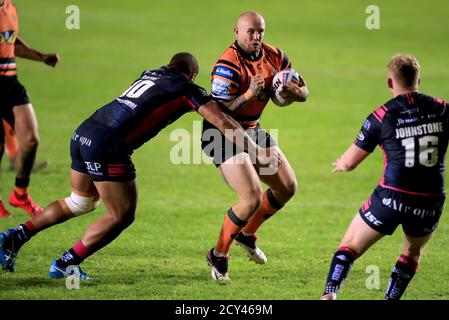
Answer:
[234,41,263,62]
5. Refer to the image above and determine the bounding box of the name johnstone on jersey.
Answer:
[395,122,443,139]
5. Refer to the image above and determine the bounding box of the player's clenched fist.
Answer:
[247,74,265,99]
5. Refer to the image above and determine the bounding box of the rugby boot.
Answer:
[8,191,43,217]
[207,248,230,281]
[235,232,267,264]
[49,259,92,280]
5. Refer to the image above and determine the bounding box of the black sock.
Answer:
[56,248,83,268]
[15,177,30,189]
[323,247,356,295]
[266,188,284,210]
[385,254,418,300]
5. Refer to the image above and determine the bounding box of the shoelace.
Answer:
[5,249,16,263]
[4,233,17,267]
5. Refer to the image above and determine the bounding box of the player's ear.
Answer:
[418,78,421,86]
[387,78,393,90]
[190,72,197,81]
[234,26,239,37]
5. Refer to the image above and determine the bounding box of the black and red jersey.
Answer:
[88,66,210,152]
[355,92,449,196]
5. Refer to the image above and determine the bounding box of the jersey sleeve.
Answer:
[184,83,212,111]
[434,97,449,125]
[210,58,242,101]
[441,99,449,121]
[354,113,382,153]
[276,48,291,70]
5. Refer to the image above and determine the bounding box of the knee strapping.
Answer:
[64,192,99,216]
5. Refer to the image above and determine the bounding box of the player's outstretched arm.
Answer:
[15,37,60,67]
[198,100,281,168]
[333,144,370,172]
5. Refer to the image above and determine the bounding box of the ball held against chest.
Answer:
[271,69,303,107]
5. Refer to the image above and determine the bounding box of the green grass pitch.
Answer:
[1,0,449,300]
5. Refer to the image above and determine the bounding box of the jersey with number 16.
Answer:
[355,92,449,196]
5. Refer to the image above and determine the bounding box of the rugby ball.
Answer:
[271,69,303,107]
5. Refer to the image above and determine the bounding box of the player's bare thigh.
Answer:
[70,169,137,218]
[70,169,98,197]
[218,152,263,219]
[256,145,297,204]
[93,179,137,218]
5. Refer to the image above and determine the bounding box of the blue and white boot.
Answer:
[49,259,92,280]
[0,229,21,272]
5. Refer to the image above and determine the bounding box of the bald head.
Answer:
[168,52,199,80]
[236,12,265,28]
[234,11,265,55]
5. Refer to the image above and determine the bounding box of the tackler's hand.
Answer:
[257,147,282,176]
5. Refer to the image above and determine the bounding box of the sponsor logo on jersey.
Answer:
[116,97,138,110]
[381,197,439,218]
[215,66,235,79]
[400,108,419,116]
[141,74,158,81]
[364,211,383,226]
[357,132,365,141]
[363,120,371,131]
[0,30,16,43]
[397,117,419,125]
[85,161,103,176]
[72,134,93,147]
[79,136,92,147]
[211,79,231,96]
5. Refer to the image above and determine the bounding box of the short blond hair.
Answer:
[387,54,420,88]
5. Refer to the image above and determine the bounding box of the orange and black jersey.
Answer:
[211,41,291,126]
[0,0,18,77]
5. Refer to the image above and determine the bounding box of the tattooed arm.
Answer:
[221,74,265,114]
